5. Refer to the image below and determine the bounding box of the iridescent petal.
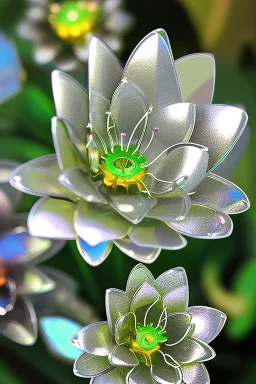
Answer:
[191,105,248,172]
[74,353,112,378]
[9,155,73,198]
[99,186,156,224]
[165,313,192,345]
[151,351,182,383]
[165,338,214,364]
[0,160,22,208]
[0,278,16,315]
[182,363,210,384]
[114,238,160,264]
[59,167,105,204]
[0,297,37,345]
[175,53,215,104]
[191,173,250,214]
[129,218,187,250]
[169,203,233,239]
[123,29,181,108]
[30,238,65,265]
[51,70,89,137]
[127,365,154,384]
[28,197,76,239]
[193,340,216,362]
[76,237,112,267]
[188,306,227,344]
[109,345,139,366]
[115,312,136,345]
[91,367,128,383]
[147,188,191,221]
[71,321,115,356]
[126,264,155,298]
[74,201,131,246]
[9,265,55,295]
[106,289,131,333]
[34,42,61,65]
[130,282,160,313]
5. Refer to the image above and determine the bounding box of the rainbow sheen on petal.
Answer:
[76,237,112,266]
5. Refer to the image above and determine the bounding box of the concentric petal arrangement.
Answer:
[10,29,250,266]
[72,264,226,383]
[18,0,133,71]
[0,160,64,345]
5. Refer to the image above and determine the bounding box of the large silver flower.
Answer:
[10,29,250,267]
[18,0,133,71]
[0,160,64,345]
[72,264,226,383]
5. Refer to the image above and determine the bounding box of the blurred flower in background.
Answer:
[18,0,133,71]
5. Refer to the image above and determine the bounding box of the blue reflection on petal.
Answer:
[0,232,28,261]
[228,189,243,200]
[79,238,109,261]
[0,33,21,104]
[40,316,82,360]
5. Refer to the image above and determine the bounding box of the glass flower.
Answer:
[0,160,64,345]
[10,29,250,267]
[72,264,226,383]
[18,0,133,71]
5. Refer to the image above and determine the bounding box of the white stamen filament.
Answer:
[157,306,168,331]
[106,111,115,153]
[120,133,126,151]
[137,178,152,197]
[143,297,160,326]
[87,123,108,153]
[126,107,152,153]
[138,127,159,158]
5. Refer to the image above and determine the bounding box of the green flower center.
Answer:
[135,325,167,351]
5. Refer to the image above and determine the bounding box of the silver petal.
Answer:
[74,353,112,378]
[126,264,155,298]
[9,265,55,295]
[0,278,16,315]
[129,218,187,250]
[52,70,89,137]
[115,312,136,345]
[114,238,160,264]
[59,167,105,204]
[28,197,77,239]
[151,351,183,384]
[193,340,216,362]
[71,321,115,356]
[123,29,181,109]
[34,42,61,65]
[0,297,37,345]
[169,203,233,239]
[165,337,212,364]
[191,173,250,214]
[175,53,215,104]
[191,105,248,172]
[91,367,128,383]
[182,363,210,384]
[0,160,22,209]
[99,186,157,224]
[9,155,73,198]
[106,289,131,334]
[188,306,227,344]
[164,313,192,346]
[130,282,160,313]
[127,365,155,384]
[109,345,139,366]
[76,237,113,267]
[147,188,191,221]
[74,201,131,246]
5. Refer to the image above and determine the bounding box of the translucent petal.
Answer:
[125,264,155,298]
[74,201,131,246]
[30,238,65,265]
[28,197,76,239]
[52,70,89,137]
[165,337,215,364]
[114,238,160,264]
[0,160,22,208]
[151,351,182,383]
[130,282,160,313]
[191,173,250,214]
[109,345,139,366]
[0,278,16,315]
[175,53,215,104]
[76,237,112,267]
[169,203,233,239]
[105,289,131,334]
[9,155,73,198]
[115,312,136,345]
[91,367,128,383]
[129,218,187,250]
[188,306,227,344]
[72,321,115,356]
[0,297,37,345]
[74,353,112,378]
[164,313,191,345]
[127,365,155,384]
[123,29,181,109]
[182,363,210,384]
[191,105,248,172]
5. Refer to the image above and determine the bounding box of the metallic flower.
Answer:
[0,160,64,345]
[18,0,133,71]
[10,29,250,267]
[72,264,226,383]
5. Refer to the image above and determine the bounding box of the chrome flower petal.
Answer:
[0,278,16,315]
[190,105,248,172]
[74,201,131,246]
[52,70,89,137]
[129,218,187,250]
[109,345,139,366]
[126,264,155,298]
[164,338,214,364]
[115,312,136,345]
[164,313,192,346]
[188,306,227,344]
[130,282,160,313]
[91,367,128,383]
[9,155,73,198]
[191,173,250,214]
[182,363,210,384]
[127,365,154,384]
[72,321,115,356]
[28,197,76,239]
[76,237,113,267]
[0,297,37,345]
[193,340,216,362]
[123,29,181,108]
[114,238,160,264]
[106,289,131,333]
[0,160,22,209]
[151,351,182,383]
[175,53,215,104]
[74,353,112,378]
[169,203,233,239]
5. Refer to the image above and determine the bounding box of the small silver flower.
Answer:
[18,0,133,71]
[10,29,250,266]
[72,264,226,383]
[0,160,64,345]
